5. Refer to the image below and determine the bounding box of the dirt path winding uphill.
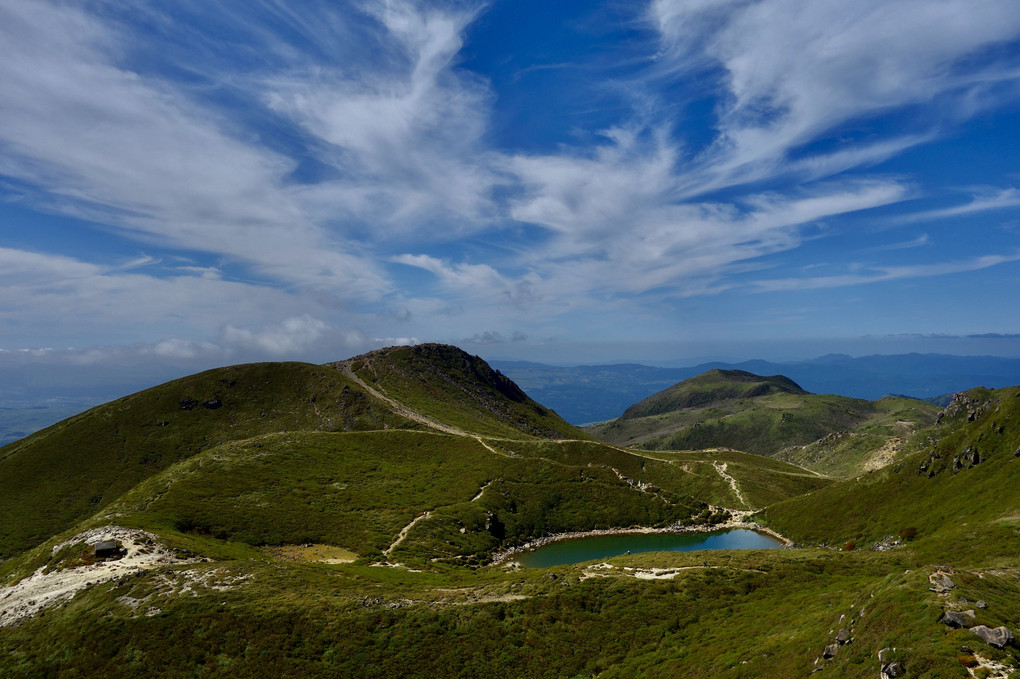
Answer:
[338,363,470,436]
[337,362,517,458]
[384,512,432,557]
[713,461,749,509]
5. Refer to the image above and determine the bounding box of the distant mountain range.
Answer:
[493,353,1020,424]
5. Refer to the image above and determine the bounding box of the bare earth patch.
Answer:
[0,526,198,627]
[861,436,903,473]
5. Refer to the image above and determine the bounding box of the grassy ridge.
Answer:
[588,370,939,476]
[760,387,1020,561]
[0,362,416,559]
[340,344,585,439]
[92,433,826,565]
[619,369,807,419]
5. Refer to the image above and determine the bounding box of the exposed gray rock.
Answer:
[835,628,850,645]
[881,661,904,678]
[871,535,902,551]
[931,573,955,592]
[970,625,1015,649]
[976,600,987,609]
[941,610,973,628]
[823,643,839,659]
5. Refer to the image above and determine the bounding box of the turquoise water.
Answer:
[515,528,782,568]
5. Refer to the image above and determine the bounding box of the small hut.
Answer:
[92,540,120,559]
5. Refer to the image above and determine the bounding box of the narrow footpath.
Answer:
[713,461,749,509]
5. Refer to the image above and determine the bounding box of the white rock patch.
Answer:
[0,526,196,627]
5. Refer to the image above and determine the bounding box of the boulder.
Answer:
[823,643,839,659]
[835,628,850,645]
[976,600,987,609]
[881,661,904,678]
[970,625,1015,649]
[931,573,955,592]
[941,610,973,628]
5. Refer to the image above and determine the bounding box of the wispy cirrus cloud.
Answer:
[263,1,502,239]
[1,0,1020,365]
[649,0,1020,188]
[898,187,1020,223]
[0,0,387,297]
[751,251,1020,292]
[509,129,909,296]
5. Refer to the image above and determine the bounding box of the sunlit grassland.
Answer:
[3,545,1017,678]
[0,362,418,559]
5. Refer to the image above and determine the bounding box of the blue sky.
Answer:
[2,0,1020,380]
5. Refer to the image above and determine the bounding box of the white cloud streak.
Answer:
[0,247,327,347]
[752,251,1020,292]
[1,0,1020,358]
[650,0,1020,188]
[0,0,386,297]
[900,188,1020,223]
[263,1,501,237]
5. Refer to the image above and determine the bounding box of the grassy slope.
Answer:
[760,387,1020,561]
[3,544,1018,678]
[773,396,941,477]
[51,434,824,569]
[0,362,417,559]
[338,343,585,439]
[619,369,807,419]
[0,345,581,561]
[588,370,939,476]
[4,354,1017,677]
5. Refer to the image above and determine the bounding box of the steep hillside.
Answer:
[0,362,417,559]
[335,343,583,439]
[760,386,1020,561]
[588,369,939,475]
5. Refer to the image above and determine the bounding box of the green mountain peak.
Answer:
[620,368,808,419]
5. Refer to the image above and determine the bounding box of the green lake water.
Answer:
[515,528,782,568]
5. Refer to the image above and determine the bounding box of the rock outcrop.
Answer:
[941,610,974,628]
[970,625,1015,649]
